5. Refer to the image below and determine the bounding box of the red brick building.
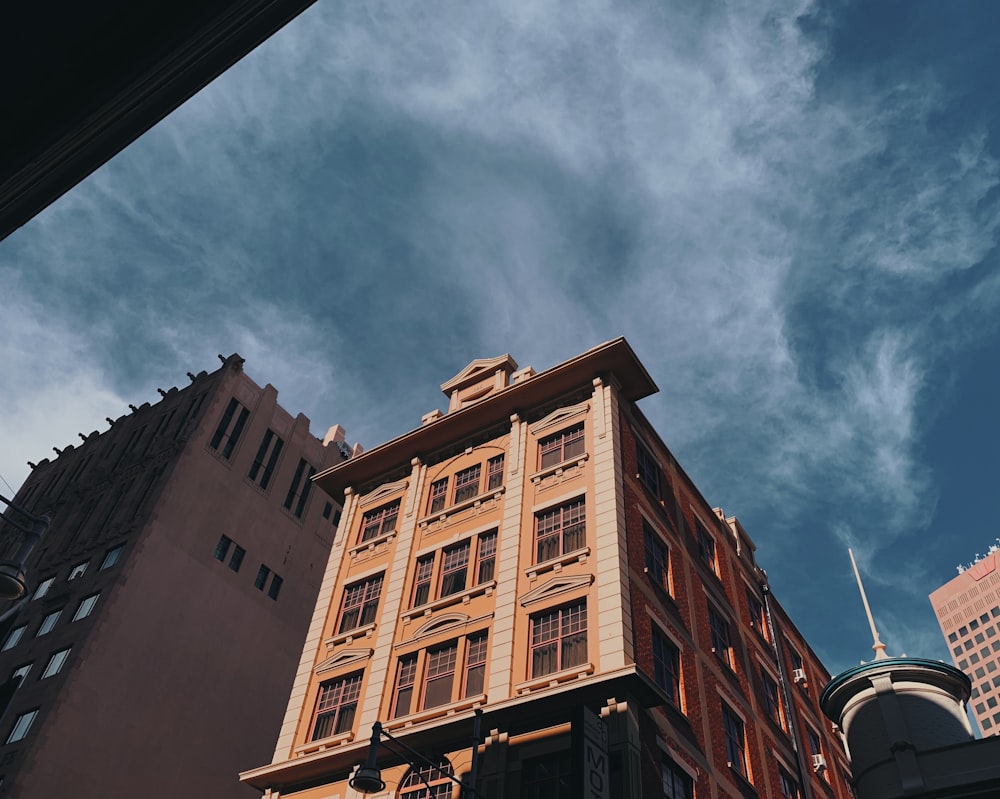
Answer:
[242,339,854,799]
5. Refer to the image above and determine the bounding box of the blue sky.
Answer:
[2,0,999,676]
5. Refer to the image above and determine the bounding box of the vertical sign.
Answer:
[572,706,610,799]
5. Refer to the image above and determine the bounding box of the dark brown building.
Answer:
[0,354,355,797]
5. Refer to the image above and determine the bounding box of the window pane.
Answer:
[37,610,62,636]
[41,648,71,679]
[7,709,38,743]
[72,593,99,621]
[100,545,124,569]
[2,626,26,651]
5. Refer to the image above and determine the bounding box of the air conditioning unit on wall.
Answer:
[812,754,827,772]
[792,668,808,684]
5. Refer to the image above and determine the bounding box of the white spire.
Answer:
[849,548,889,660]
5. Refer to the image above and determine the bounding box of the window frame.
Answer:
[41,647,71,679]
[100,544,124,570]
[539,424,586,470]
[36,609,62,637]
[209,397,250,459]
[6,709,38,744]
[486,454,505,491]
[72,593,100,621]
[360,500,400,543]
[1,625,26,651]
[697,524,718,575]
[283,457,317,519]
[708,606,734,668]
[337,574,384,634]
[661,753,694,799]
[309,672,363,741]
[409,530,497,610]
[643,521,670,594]
[248,428,284,490]
[391,632,489,719]
[534,499,586,564]
[636,443,660,498]
[760,667,785,730]
[453,464,482,504]
[530,601,588,678]
[651,626,681,707]
[722,703,749,778]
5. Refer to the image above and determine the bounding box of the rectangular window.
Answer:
[662,754,694,799]
[1,626,26,651]
[439,541,471,598]
[361,500,400,542]
[643,522,670,593]
[72,593,99,621]
[392,655,418,718]
[338,575,384,633]
[248,429,284,489]
[722,704,748,777]
[37,610,62,637]
[487,455,505,490]
[283,458,317,518]
[428,478,448,514]
[539,424,585,469]
[521,752,572,799]
[636,444,660,497]
[535,499,586,563]
[100,544,124,570]
[214,535,232,561]
[652,627,681,706]
[761,668,784,729]
[423,643,458,709]
[41,648,71,679]
[229,545,246,573]
[476,531,497,583]
[32,577,54,600]
[412,555,435,607]
[464,633,488,697]
[806,727,822,757]
[209,398,250,459]
[453,465,482,504]
[697,525,718,574]
[709,607,733,668]
[68,561,88,580]
[746,588,769,640]
[530,602,587,677]
[779,768,800,799]
[6,709,38,744]
[310,673,363,740]
[254,565,271,591]
[268,575,283,601]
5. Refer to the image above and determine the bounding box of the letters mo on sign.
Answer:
[574,707,610,799]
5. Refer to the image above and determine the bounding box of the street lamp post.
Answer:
[350,708,484,798]
[0,493,50,601]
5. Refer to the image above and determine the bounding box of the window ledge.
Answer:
[383,694,486,732]
[529,454,589,485]
[325,622,377,649]
[293,730,354,757]
[515,662,594,695]
[643,567,674,600]
[418,488,505,528]
[348,532,396,559]
[526,547,590,580]
[402,581,497,623]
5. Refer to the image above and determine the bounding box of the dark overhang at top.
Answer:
[0,0,320,241]
[313,337,658,502]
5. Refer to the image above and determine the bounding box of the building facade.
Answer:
[928,547,1000,737]
[0,353,354,797]
[241,339,855,799]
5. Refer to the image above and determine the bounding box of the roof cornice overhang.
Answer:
[314,338,657,501]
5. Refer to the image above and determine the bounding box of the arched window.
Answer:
[399,758,454,799]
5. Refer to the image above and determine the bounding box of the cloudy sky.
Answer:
[2,0,999,676]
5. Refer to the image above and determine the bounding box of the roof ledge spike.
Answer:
[849,547,890,660]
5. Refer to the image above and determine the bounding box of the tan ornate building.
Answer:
[242,339,855,799]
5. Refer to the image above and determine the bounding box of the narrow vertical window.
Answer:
[636,444,660,497]
[393,655,417,718]
[41,648,71,679]
[779,768,800,799]
[761,668,785,729]
[709,607,733,668]
[267,575,283,600]
[209,398,250,460]
[310,673,363,740]
[214,535,232,561]
[284,458,317,518]
[6,709,38,744]
[746,588,769,640]
[662,754,694,799]
[643,522,670,593]
[530,602,587,677]
[652,628,681,706]
[428,478,448,513]
[422,642,458,709]
[535,499,585,563]
[412,555,434,607]
[464,633,488,697]
[37,610,62,637]
[229,545,246,573]
[453,465,481,503]
[1,626,26,651]
[100,544,124,570]
[697,524,718,574]
[722,704,748,778]
[32,577,55,600]
[486,455,505,490]
[254,565,271,590]
[476,531,497,584]
[248,429,284,489]
[439,541,471,597]
[72,594,99,621]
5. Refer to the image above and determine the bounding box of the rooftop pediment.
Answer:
[440,354,519,412]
